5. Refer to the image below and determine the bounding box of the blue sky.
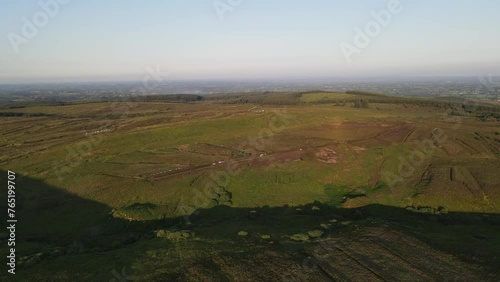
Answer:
[1,0,499,82]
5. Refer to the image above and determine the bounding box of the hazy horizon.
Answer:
[1,0,500,83]
[0,75,490,86]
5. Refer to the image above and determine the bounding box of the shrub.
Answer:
[320,223,332,230]
[307,230,324,238]
[290,233,309,241]
[156,230,191,241]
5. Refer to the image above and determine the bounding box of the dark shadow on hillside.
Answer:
[1,169,500,279]
[183,201,500,226]
[180,203,500,278]
[0,170,170,281]
[0,170,164,249]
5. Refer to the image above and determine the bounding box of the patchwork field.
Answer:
[0,92,499,281]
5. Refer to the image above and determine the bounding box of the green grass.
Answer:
[1,96,500,280]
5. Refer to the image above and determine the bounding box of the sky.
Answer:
[0,0,499,83]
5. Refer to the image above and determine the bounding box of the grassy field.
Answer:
[0,91,499,280]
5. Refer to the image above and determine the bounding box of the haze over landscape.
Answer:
[1,0,500,82]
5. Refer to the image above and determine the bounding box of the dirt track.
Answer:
[142,147,309,180]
